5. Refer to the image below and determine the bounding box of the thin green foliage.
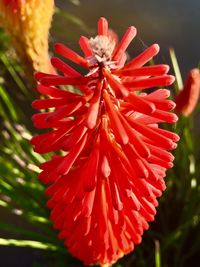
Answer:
[0,29,67,261]
[169,47,183,91]
[0,53,28,97]
[155,240,161,267]
[0,238,61,251]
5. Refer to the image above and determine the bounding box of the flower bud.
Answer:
[0,0,55,78]
[175,68,200,116]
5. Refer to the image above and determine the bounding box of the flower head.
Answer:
[175,68,200,116]
[31,17,179,266]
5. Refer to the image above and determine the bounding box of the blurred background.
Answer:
[0,0,200,266]
[55,0,200,78]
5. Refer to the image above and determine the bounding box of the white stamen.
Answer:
[88,35,115,63]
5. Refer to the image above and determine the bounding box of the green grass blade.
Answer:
[169,47,183,91]
[0,85,19,120]
[0,53,28,96]
[0,238,61,251]
[155,240,161,267]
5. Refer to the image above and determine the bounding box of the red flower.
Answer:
[31,17,179,266]
[175,68,200,116]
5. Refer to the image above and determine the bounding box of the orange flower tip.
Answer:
[171,155,175,161]
[175,68,200,116]
[86,120,95,129]
[167,100,176,110]
[187,68,200,79]
[126,26,137,39]
[101,156,111,178]
[144,168,149,177]
[136,236,142,245]
[54,43,64,53]
[171,113,178,123]
[39,78,49,86]
[161,64,170,74]
[54,43,88,68]
[34,72,56,82]
[145,102,156,114]
[50,57,57,66]
[171,142,177,149]
[98,17,109,36]
[152,43,160,54]
[34,72,41,81]
[31,100,39,109]
[167,162,174,168]
[79,36,93,57]
[173,133,180,142]
[122,87,130,97]
[129,26,137,38]
[113,26,137,61]
[164,75,175,86]
[159,89,170,98]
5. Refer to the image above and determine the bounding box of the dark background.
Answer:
[55,0,200,79]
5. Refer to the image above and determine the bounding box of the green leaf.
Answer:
[0,238,60,251]
[169,47,183,91]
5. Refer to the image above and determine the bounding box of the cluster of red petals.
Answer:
[31,18,179,266]
[175,68,200,117]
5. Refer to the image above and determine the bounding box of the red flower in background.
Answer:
[31,18,179,266]
[175,68,200,117]
[2,0,24,11]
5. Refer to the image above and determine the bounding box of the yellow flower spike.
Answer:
[0,0,55,79]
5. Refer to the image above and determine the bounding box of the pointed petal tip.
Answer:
[170,142,178,149]
[79,35,89,45]
[86,121,95,130]
[34,72,42,81]
[50,57,58,65]
[161,75,175,87]
[31,100,37,109]
[54,43,62,52]
[161,64,170,74]
[39,77,48,86]
[128,25,137,35]
[175,134,180,142]
[152,43,160,52]
[98,17,108,26]
[113,26,137,61]
[98,17,109,35]
[168,75,176,85]
[169,112,179,123]
[79,35,86,40]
